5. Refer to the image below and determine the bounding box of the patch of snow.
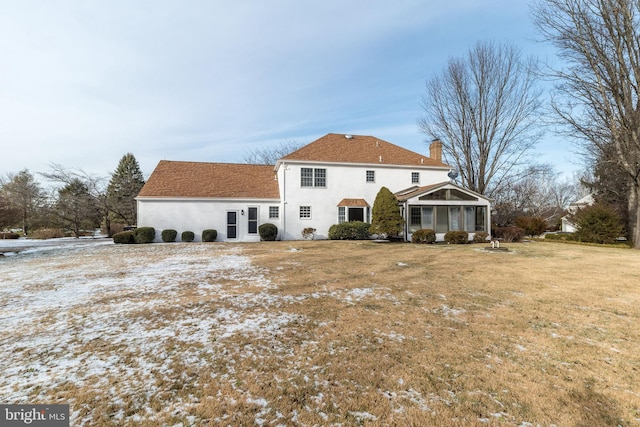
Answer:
[349,411,378,421]
[0,243,307,425]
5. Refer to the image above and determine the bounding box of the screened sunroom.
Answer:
[396,183,492,242]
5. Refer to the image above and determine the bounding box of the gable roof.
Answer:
[280,133,449,167]
[137,161,280,199]
[337,198,370,207]
[395,181,490,202]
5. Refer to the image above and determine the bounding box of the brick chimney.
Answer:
[430,139,443,162]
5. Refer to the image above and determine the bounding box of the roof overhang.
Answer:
[395,181,492,203]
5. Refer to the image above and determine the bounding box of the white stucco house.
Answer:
[561,194,595,232]
[136,133,492,242]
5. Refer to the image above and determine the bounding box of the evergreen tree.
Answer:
[573,203,624,244]
[107,153,145,227]
[370,187,404,238]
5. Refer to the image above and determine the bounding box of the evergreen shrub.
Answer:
[133,227,156,244]
[493,226,524,242]
[258,223,278,241]
[544,233,576,241]
[328,221,371,240]
[573,203,624,244]
[113,231,135,244]
[161,229,177,242]
[472,231,490,243]
[202,229,217,242]
[411,228,436,244]
[181,231,195,242]
[444,230,469,244]
[370,187,404,238]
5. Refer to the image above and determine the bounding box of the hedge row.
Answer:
[328,221,371,240]
[411,229,489,244]
[113,228,218,244]
[0,232,20,239]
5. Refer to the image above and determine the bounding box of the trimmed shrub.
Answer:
[573,203,624,244]
[134,227,156,244]
[113,230,135,244]
[493,226,525,243]
[444,230,469,244]
[259,223,278,241]
[161,229,177,242]
[328,221,371,240]
[202,229,217,242]
[411,228,436,244]
[472,231,490,243]
[0,232,20,239]
[181,231,195,242]
[544,232,576,241]
[515,216,547,237]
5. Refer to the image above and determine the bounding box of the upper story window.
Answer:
[366,170,375,183]
[412,172,420,184]
[301,168,326,187]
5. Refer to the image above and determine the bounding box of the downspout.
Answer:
[404,200,409,242]
[282,163,286,241]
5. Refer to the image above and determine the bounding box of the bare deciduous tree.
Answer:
[492,165,581,227]
[533,0,640,247]
[419,41,543,197]
[243,140,304,165]
[41,164,106,237]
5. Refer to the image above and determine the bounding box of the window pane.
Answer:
[248,207,257,220]
[338,207,345,223]
[269,206,279,219]
[421,207,433,229]
[300,206,311,219]
[409,207,421,232]
[464,207,475,231]
[227,211,237,225]
[449,207,460,231]
[412,172,419,184]
[314,168,326,187]
[436,206,448,233]
[248,207,258,234]
[301,168,313,187]
[476,206,486,231]
[227,211,237,238]
[366,170,375,182]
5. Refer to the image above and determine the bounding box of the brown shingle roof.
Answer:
[337,198,370,207]
[137,161,280,199]
[281,133,449,167]
[395,183,444,202]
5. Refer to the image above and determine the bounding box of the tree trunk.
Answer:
[631,181,640,249]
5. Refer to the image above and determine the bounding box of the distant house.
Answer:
[136,133,492,242]
[561,194,595,233]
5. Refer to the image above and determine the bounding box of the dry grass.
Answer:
[2,240,640,426]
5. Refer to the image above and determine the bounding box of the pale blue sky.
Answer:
[0,1,576,179]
